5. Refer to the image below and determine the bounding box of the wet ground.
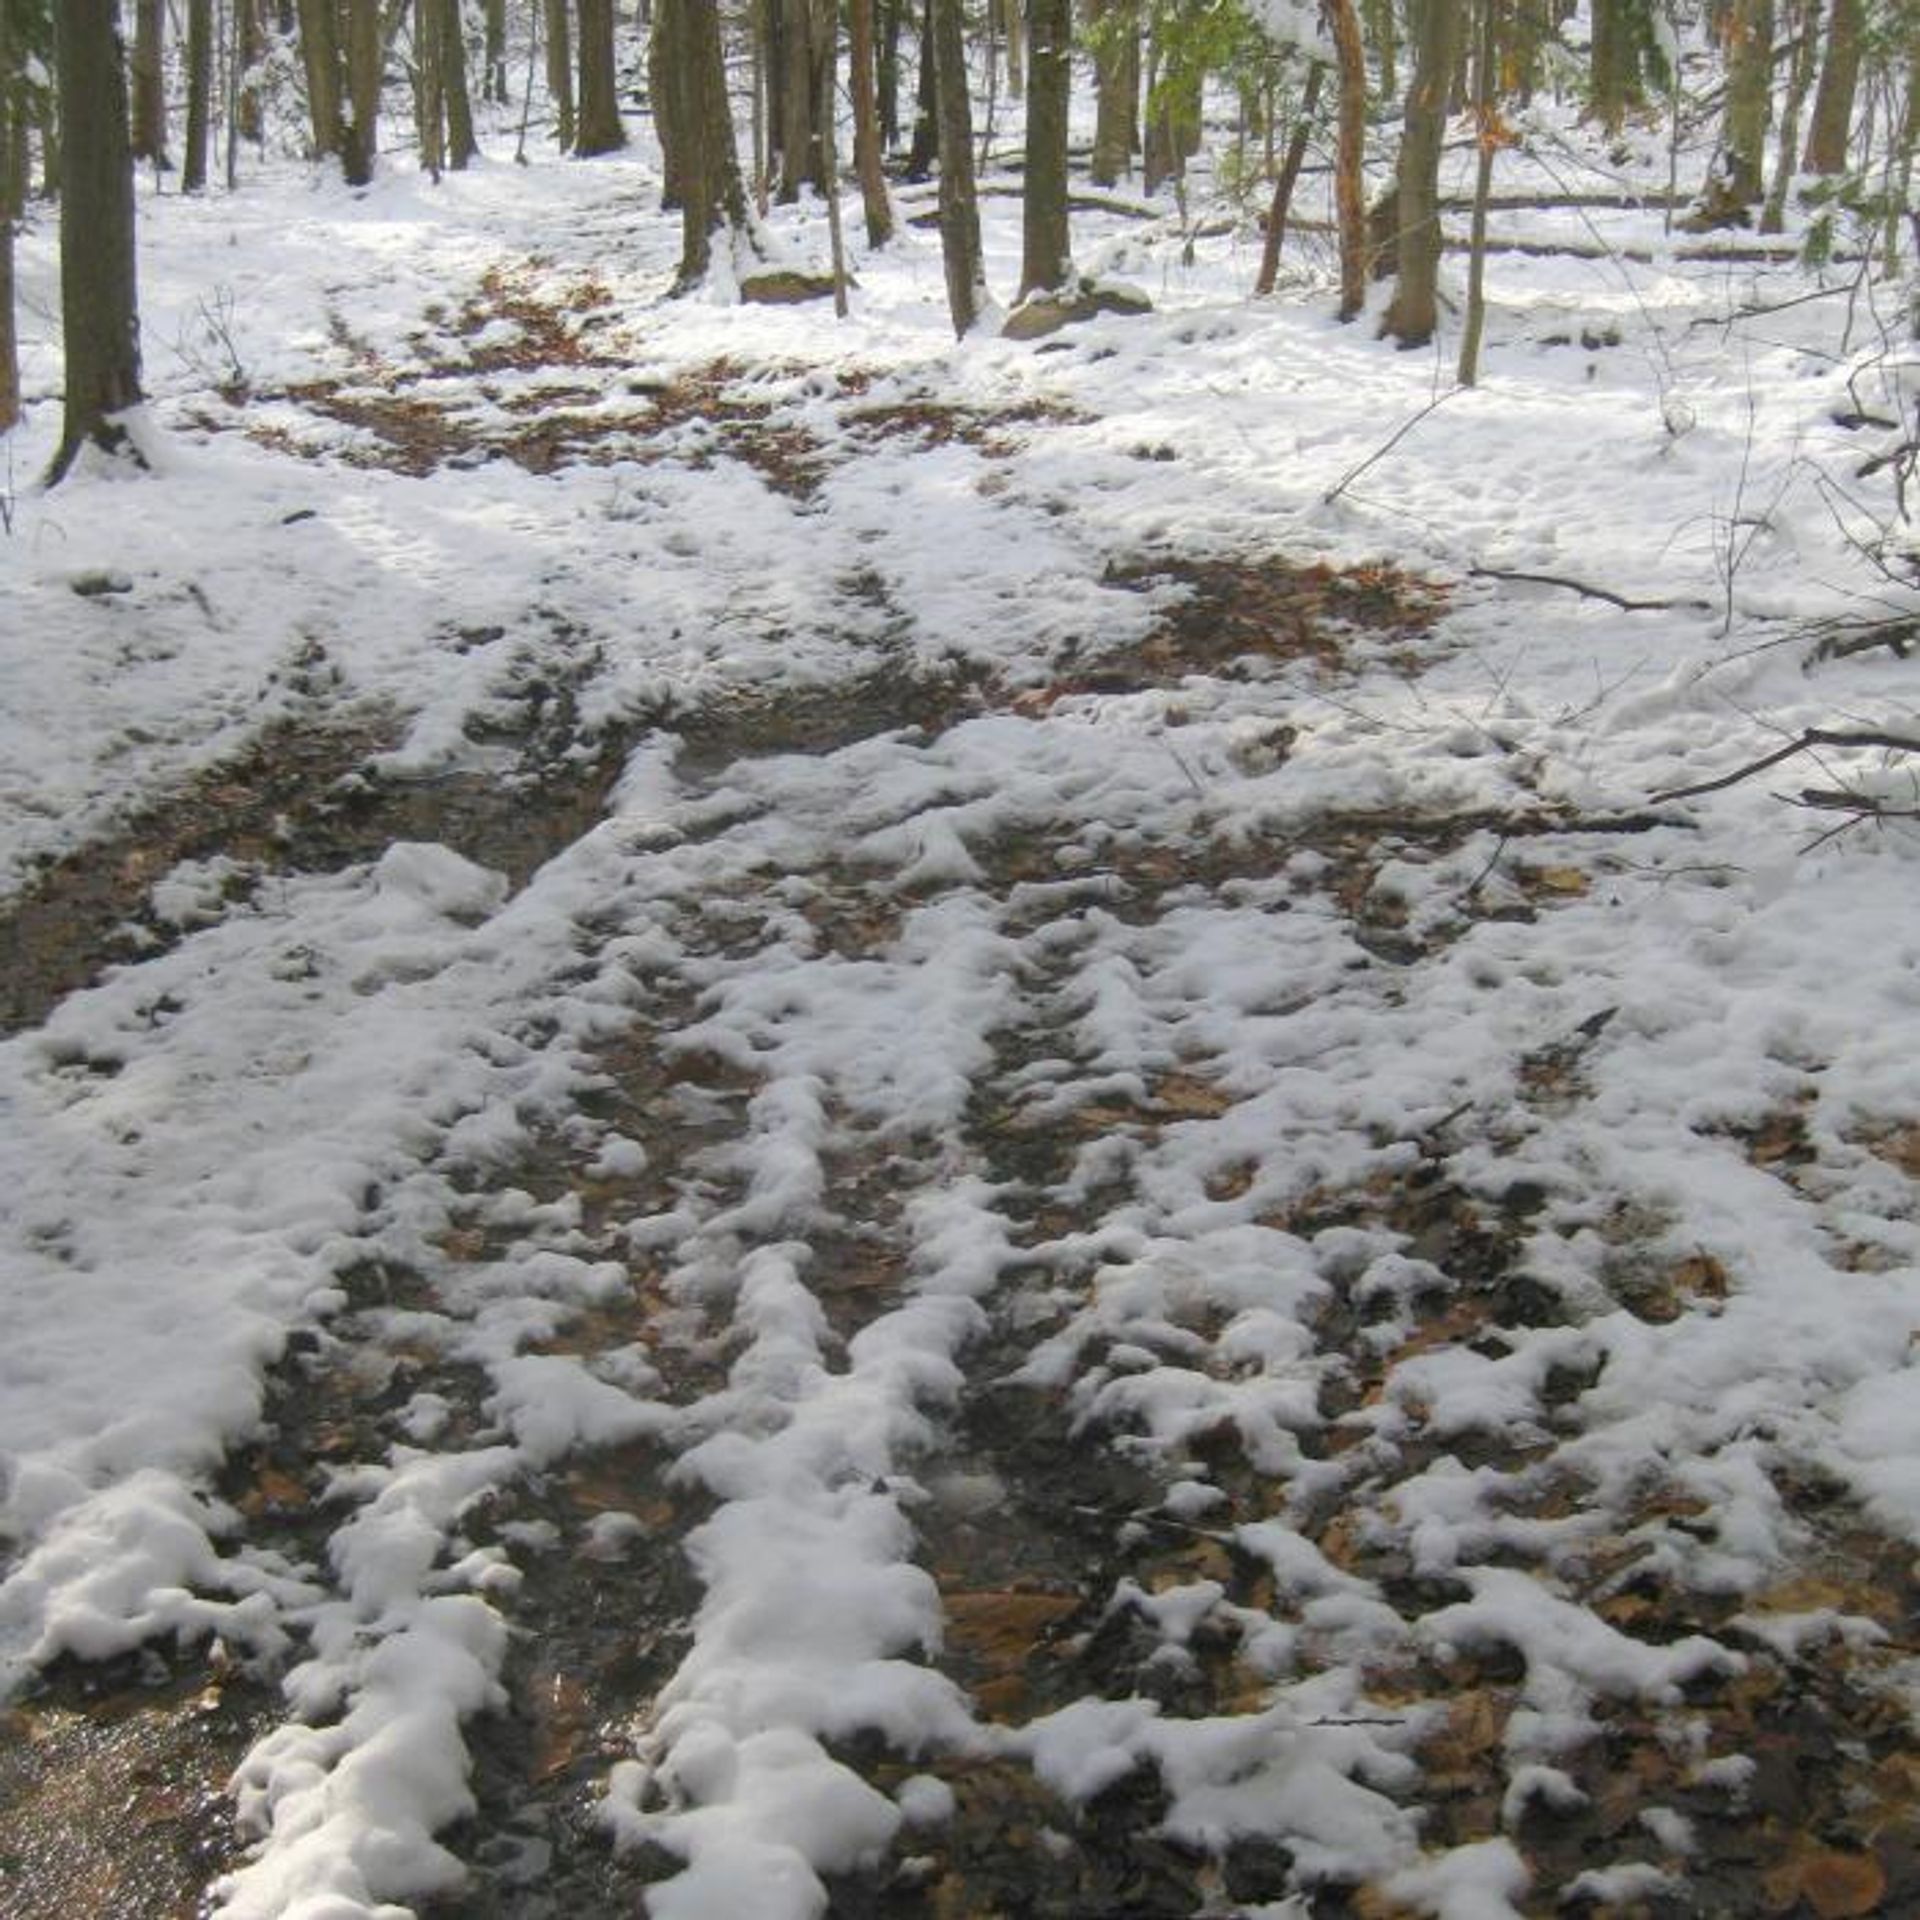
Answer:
[5,356,1918,1920]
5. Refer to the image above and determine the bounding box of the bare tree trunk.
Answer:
[906,0,937,179]
[0,0,19,434]
[297,0,343,163]
[132,0,169,167]
[778,0,816,200]
[1089,0,1137,187]
[416,0,446,176]
[1381,0,1464,346]
[1328,0,1367,321]
[877,0,902,146]
[545,0,576,147]
[484,0,509,102]
[1255,60,1322,297]
[435,0,477,166]
[181,0,214,190]
[932,0,982,333]
[848,0,894,245]
[341,0,380,184]
[1763,0,1820,229]
[1457,0,1498,384]
[50,0,146,483]
[650,2,683,204]
[576,0,628,152]
[1018,0,1072,298]
[665,0,752,289]
[815,0,848,313]
[1723,0,1774,204]
[1804,0,1862,172]
[1002,0,1022,94]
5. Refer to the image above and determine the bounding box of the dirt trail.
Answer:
[5,312,1918,1920]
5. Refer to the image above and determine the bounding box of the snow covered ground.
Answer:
[3,66,1920,1920]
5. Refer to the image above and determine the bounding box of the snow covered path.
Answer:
[5,146,1920,1918]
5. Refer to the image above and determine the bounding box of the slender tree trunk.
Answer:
[297,0,346,164]
[1723,0,1774,203]
[416,0,446,177]
[576,0,628,151]
[50,0,146,483]
[132,0,169,167]
[183,0,214,191]
[1018,0,1072,298]
[1363,0,1396,97]
[484,0,509,102]
[1089,0,1137,187]
[1763,0,1820,229]
[1381,0,1464,346]
[1255,60,1323,297]
[340,0,380,185]
[1804,0,1862,172]
[436,0,477,166]
[666,0,752,288]
[778,0,816,199]
[0,0,18,434]
[849,0,894,245]
[1002,0,1022,94]
[235,0,266,144]
[906,0,938,179]
[815,0,848,313]
[1328,0,1367,321]
[651,3,683,205]
[877,0,902,145]
[546,0,576,148]
[932,0,981,333]
[1457,0,1499,384]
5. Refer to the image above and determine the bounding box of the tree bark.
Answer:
[848,0,894,245]
[339,0,380,185]
[132,0,169,167]
[778,0,818,200]
[1089,0,1137,187]
[484,0,509,103]
[182,0,214,190]
[1723,0,1774,204]
[1457,0,1499,383]
[1255,60,1323,298]
[1804,0,1862,173]
[546,0,576,148]
[1381,0,1465,346]
[435,0,477,168]
[50,0,145,483]
[1018,0,1072,299]
[932,0,981,334]
[1590,0,1645,133]
[906,0,937,179]
[1763,0,1820,229]
[664,0,751,288]
[1327,0,1367,321]
[815,0,848,313]
[0,0,19,433]
[297,0,342,165]
[576,0,628,152]
[876,0,902,146]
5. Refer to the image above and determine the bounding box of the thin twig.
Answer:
[1468,565,1710,613]
[1323,391,1460,505]
[1649,727,1920,804]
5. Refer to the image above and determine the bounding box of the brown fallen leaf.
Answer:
[1763,1844,1886,1919]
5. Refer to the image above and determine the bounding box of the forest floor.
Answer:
[5,88,1920,1920]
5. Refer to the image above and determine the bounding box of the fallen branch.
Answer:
[1649,727,1920,804]
[1324,391,1460,505]
[1469,564,1711,613]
